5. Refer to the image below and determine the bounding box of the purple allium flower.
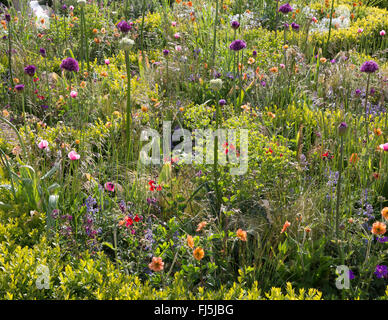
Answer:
[231,20,240,29]
[374,265,388,279]
[60,57,79,72]
[370,88,375,95]
[39,48,46,57]
[62,4,67,10]
[338,122,348,136]
[41,105,49,109]
[284,23,289,29]
[5,13,11,22]
[14,84,25,92]
[279,3,293,14]
[348,270,355,280]
[291,22,300,30]
[331,59,336,64]
[360,60,379,73]
[24,65,36,76]
[355,89,361,95]
[261,81,266,87]
[219,99,227,106]
[229,39,246,51]
[163,49,170,56]
[117,20,131,33]
[252,50,257,57]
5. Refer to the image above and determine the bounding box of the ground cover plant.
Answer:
[0,0,387,300]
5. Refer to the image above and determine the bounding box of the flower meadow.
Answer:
[0,0,388,301]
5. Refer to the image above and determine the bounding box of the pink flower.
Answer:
[280,63,285,69]
[357,28,363,33]
[379,143,388,152]
[171,21,177,27]
[38,140,48,150]
[380,30,386,36]
[69,5,74,10]
[312,17,318,23]
[175,45,182,52]
[174,33,180,39]
[104,182,115,192]
[105,59,110,65]
[70,90,78,98]
[68,150,80,160]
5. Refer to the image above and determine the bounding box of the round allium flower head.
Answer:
[252,50,257,57]
[24,65,36,76]
[60,57,79,72]
[360,60,379,73]
[104,59,110,65]
[229,39,246,51]
[209,78,223,91]
[219,99,227,106]
[279,3,293,14]
[70,90,78,98]
[14,84,25,92]
[163,49,170,56]
[119,37,135,51]
[380,30,386,36]
[117,20,131,33]
[231,20,240,29]
[39,48,46,57]
[291,22,300,31]
[338,122,348,136]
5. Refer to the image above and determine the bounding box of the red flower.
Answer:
[33,77,39,82]
[125,216,133,227]
[156,185,162,191]
[134,214,141,222]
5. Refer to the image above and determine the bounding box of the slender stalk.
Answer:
[214,96,221,215]
[140,0,146,65]
[124,51,132,160]
[324,0,335,55]
[335,135,344,238]
[7,18,13,88]
[211,0,219,70]
[364,73,370,143]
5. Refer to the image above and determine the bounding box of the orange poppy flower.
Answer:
[196,221,207,232]
[281,221,291,233]
[236,229,247,241]
[148,257,164,272]
[382,207,388,221]
[371,221,386,235]
[193,247,204,261]
[187,235,194,248]
[374,128,382,136]
[349,153,359,164]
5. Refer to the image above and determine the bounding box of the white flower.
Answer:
[209,79,223,91]
[119,37,135,51]
[77,0,86,7]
